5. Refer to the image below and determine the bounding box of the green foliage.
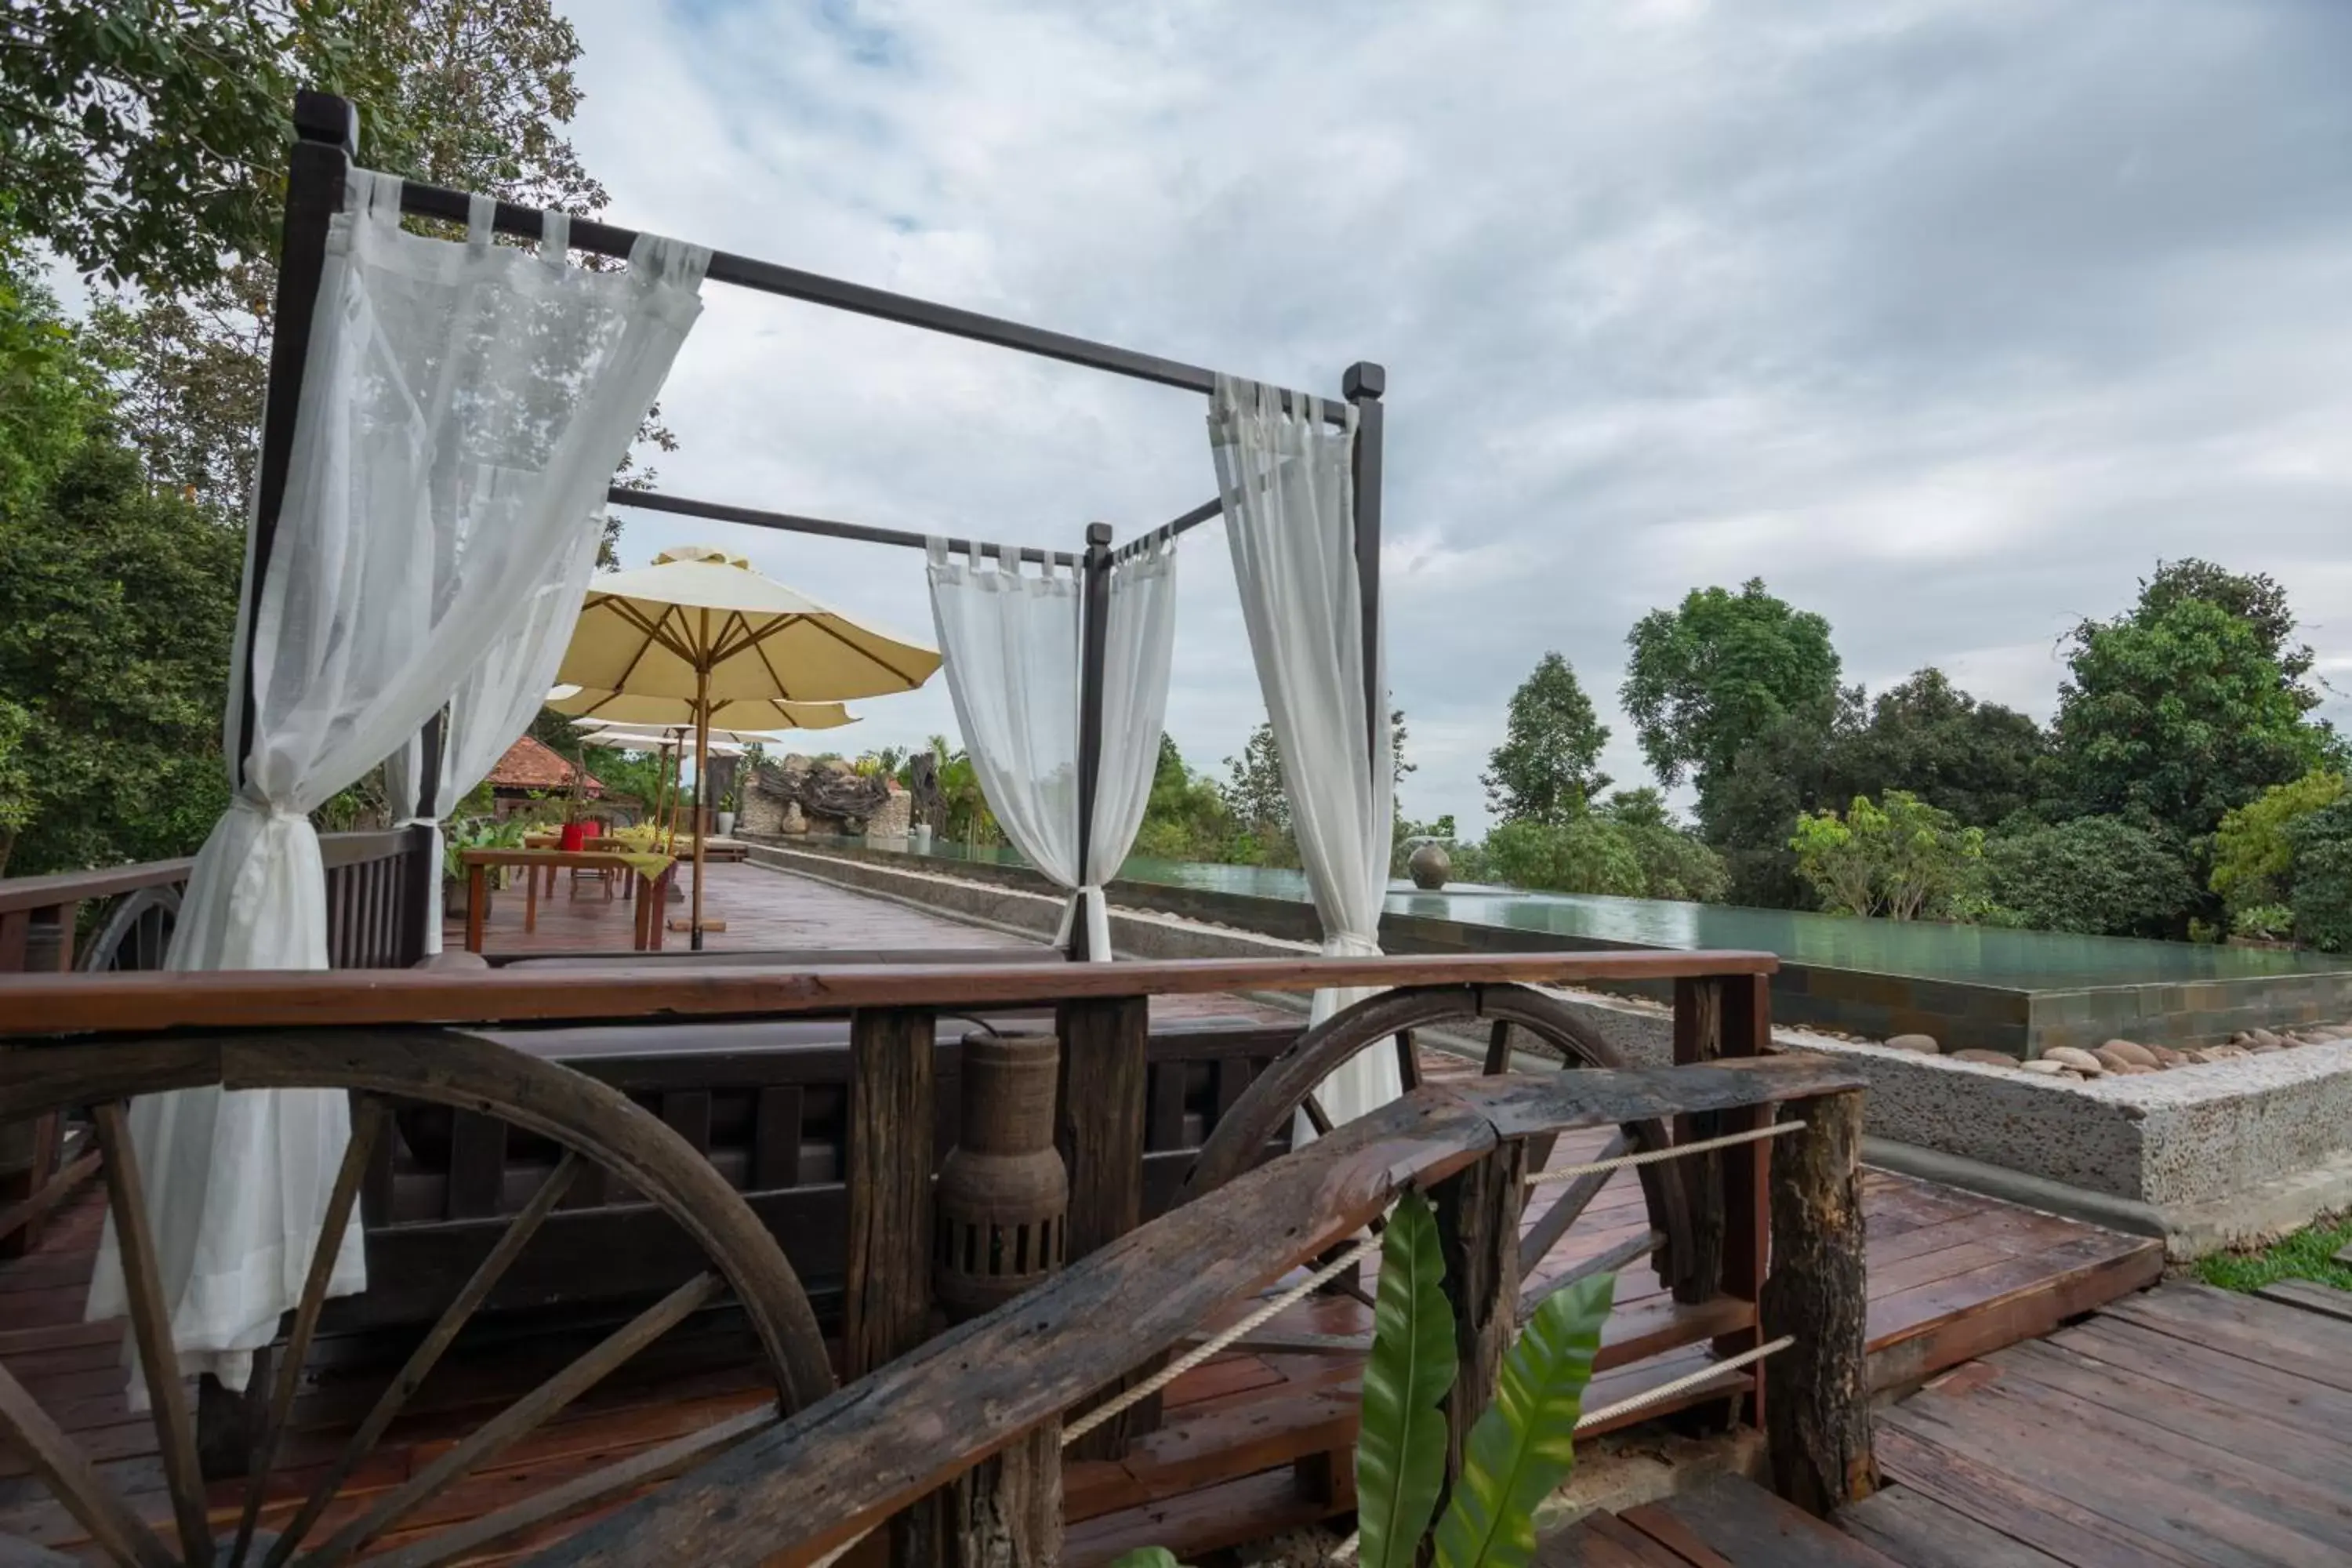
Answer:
[2196,1212,2352,1295]
[924,735,999,847]
[1221,721,1290,845]
[1484,652,1610,826]
[1430,1272,1616,1568]
[0,696,32,874]
[1483,818,1646,898]
[1621,579,1842,824]
[0,258,242,877]
[2230,904,2295,942]
[2052,565,2330,845]
[583,745,670,814]
[441,812,527,880]
[1791,792,1984,921]
[1103,1552,1183,1568]
[1695,692,1856,908]
[2285,800,2352,953]
[1597,792,1730,903]
[1832,667,2047,828]
[1356,1192,1457,1568]
[2210,770,2344,914]
[1134,735,1245,864]
[1980,815,2196,939]
[0,1,325,292]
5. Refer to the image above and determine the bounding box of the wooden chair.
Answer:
[567,818,617,900]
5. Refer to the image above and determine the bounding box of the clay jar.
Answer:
[935,1031,1069,1322]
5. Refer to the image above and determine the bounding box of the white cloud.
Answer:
[555,0,2352,829]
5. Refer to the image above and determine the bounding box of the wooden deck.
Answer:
[2,863,2172,1563]
[1847,1279,2352,1566]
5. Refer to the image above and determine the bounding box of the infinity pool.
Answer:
[840,837,2352,992]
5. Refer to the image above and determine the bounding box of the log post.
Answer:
[944,1421,1062,1568]
[1760,1087,1875,1515]
[1054,995,1152,1457]
[1431,1141,1526,1483]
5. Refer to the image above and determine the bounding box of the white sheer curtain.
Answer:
[386,513,604,955]
[1073,536,1178,959]
[88,175,709,1392]
[925,540,1084,906]
[1210,375,1397,1126]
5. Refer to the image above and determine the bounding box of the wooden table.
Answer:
[459,848,676,954]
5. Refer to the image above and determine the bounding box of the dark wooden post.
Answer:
[1344,362,1386,782]
[1669,977,1725,1305]
[1069,523,1113,961]
[1432,1141,1526,1483]
[1762,1087,1875,1515]
[846,1008,937,1375]
[1717,975,1773,1357]
[398,712,445,966]
[849,1007,943,1568]
[238,90,356,788]
[1054,994,1152,1456]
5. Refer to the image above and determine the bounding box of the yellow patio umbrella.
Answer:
[553,546,938,946]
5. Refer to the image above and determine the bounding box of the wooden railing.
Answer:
[0,949,1878,1566]
[0,824,432,1258]
[531,1051,1872,1567]
[0,823,434,977]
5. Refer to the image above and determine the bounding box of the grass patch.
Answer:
[2195,1210,2352,1294]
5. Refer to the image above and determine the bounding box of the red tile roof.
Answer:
[485,735,603,796]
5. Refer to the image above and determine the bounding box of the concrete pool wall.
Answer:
[774,836,2352,1055]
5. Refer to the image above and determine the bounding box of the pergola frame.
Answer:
[246,90,1388,960]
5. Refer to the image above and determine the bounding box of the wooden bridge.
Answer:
[9,851,2346,1567]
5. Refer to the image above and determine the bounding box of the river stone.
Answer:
[2205,1044,2250,1059]
[1883,1033,1941,1054]
[2101,1040,2159,1067]
[1952,1049,2019,1068]
[2245,1028,2285,1048]
[2043,1047,2105,1076]
[2018,1059,2069,1076]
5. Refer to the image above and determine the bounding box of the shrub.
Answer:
[1790,791,1983,920]
[1482,818,1646,898]
[2287,800,2352,953]
[2211,769,2345,914]
[1981,815,2196,938]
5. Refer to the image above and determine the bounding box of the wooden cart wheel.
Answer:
[0,1030,835,1568]
[1182,982,1697,1300]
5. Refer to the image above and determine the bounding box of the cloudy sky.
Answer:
[559,0,2352,831]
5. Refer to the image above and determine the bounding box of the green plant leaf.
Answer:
[1104,1550,1182,1568]
[1356,1190,1458,1568]
[1432,1271,1616,1568]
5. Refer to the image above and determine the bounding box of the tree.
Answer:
[1483,652,1610,826]
[86,0,672,544]
[2285,800,2352,953]
[2210,769,2346,916]
[1829,667,2046,827]
[0,1,323,292]
[1222,721,1290,845]
[0,442,244,877]
[1789,793,1984,921]
[1621,579,1842,833]
[1981,816,2196,939]
[1697,690,1860,908]
[1134,734,1240,863]
[2050,564,2333,845]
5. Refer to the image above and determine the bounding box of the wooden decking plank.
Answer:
[2053,1316,2352,1447]
[1630,1473,1901,1566]
[1882,1379,2336,1566]
[1875,1421,2200,1566]
[1837,1484,2070,1568]
[1866,1231,2161,1393]
[2102,1282,2352,1393]
[1062,1467,1327,1568]
[1994,1337,2352,1494]
[1563,1509,1703,1566]
[1948,1359,2352,1554]
[2252,1277,2352,1326]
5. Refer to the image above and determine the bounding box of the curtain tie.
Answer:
[1319,931,1384,960]
[230,796,308,823]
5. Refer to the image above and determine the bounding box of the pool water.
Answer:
[836,837,2352,991]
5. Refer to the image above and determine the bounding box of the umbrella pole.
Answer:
[691,667,710,951]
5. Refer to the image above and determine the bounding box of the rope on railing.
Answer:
[1524,1120,1800,1185]
[1061,1232,1385,1446]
